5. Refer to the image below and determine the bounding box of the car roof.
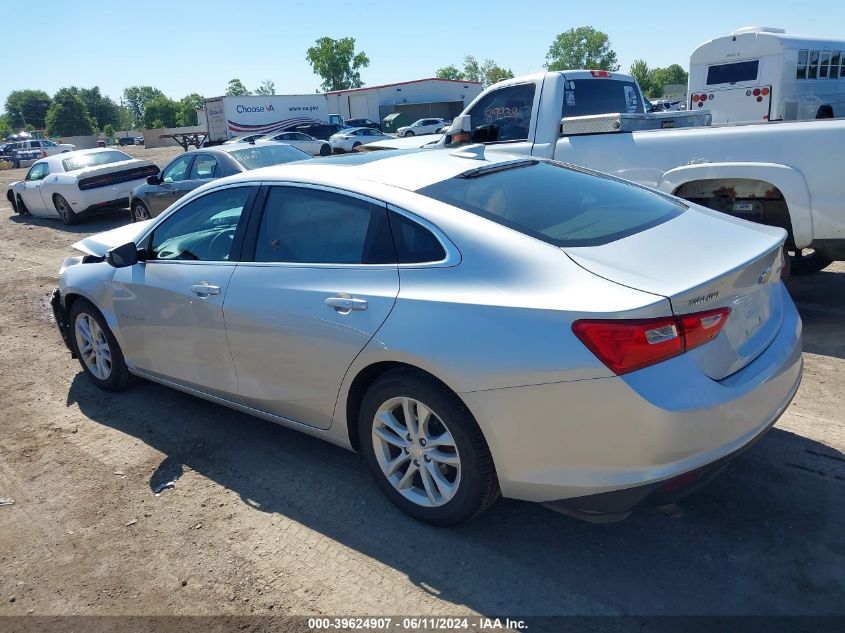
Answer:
[216,146,531,192]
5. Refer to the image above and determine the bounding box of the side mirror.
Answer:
[107,242,144,268]
[147,175,160,185]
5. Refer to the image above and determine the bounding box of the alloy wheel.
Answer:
[55,196,70,222]
[74,313,112,380]
[133,203,151,222]
[371,396,461,507]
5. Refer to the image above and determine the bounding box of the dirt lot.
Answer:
[0,145,843,620]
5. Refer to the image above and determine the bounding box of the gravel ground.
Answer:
[0,146,843,619]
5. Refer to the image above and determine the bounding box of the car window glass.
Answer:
[255,187,395,264]
[467,83,536,143]
[161,155,192,183]
[390,212,446,263]
[189,154,219,180]
[25,163,49,181]
[43,140,56,147]
[150,187,252,261]
[31,140,42,148]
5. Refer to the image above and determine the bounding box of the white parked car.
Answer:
[257,131,332,157]
[6,138,76,156]
[6,148,159,225]
[329,127,394,152]
[397,118,448,137]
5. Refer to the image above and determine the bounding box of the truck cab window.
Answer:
[467,83,536,144]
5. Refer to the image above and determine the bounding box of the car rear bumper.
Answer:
[79,197,130,216]
[460,283,803,508]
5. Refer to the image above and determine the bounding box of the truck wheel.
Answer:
[54,194,78,225]
[788,249,832,275]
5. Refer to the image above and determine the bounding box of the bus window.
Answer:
[808,51,819,79]
[797,50,808,79]
[819,52,830,78]
[706,60,759,85]
[832,52,842,79]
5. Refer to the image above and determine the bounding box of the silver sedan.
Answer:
[51,147,802,525]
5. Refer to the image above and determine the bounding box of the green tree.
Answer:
[648,64,689,98]
[225,78,251,96]
[545,27,619,72]
[435,65,463,81]
[103,123,115,139]
[143,96,179,128]
[4,89,52,130]
[176,93,204,126]
[255,80,275,96]
[435,56,514,88]
[0,114,12,139]
[306,36,370,91]
[78,87,121,130]
[629,59,653,96]
[45,89,96,136]
[123,86,165,127]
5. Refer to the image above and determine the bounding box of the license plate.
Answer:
[732,202,755,212]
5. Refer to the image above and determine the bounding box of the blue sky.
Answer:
[3,0,844,106]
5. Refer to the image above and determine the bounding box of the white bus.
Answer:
[688,26,845,124]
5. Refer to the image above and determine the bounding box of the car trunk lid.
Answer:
[563,206,786,380]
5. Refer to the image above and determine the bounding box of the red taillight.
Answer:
[692,94,700,102]
[572,307,731,375]
[761,87,770,96]
[590,70,611,78]
[753,88,761,97]
[700,93,709,101]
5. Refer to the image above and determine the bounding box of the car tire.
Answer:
[7,190,17,213]
[15,194,29,216]
[352,142,362,151]
[54,194,77,225]
[405,130,415,137]
[131,200,151,223]
[359,368,500,526]
[788,248,833,275]
[319,144,332,157]
[68,298,131,392]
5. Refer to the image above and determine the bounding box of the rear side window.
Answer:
[254,187,394,264]
[416,161,685,247]
[390,212,446,263]
[706,60,759,85]
[561,79,644,117]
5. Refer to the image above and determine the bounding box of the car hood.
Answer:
[72,219,154,256]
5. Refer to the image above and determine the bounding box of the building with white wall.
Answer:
[324,78,483,124]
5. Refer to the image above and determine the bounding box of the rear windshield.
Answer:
[230,144,309,169]
[62,150,131,172]
[417,161,685,247]
[562,79,644,117]
[706,60,759,85]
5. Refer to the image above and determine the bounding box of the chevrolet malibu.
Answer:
[51,147,802,525]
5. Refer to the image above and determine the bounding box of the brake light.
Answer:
[753,88,761,97]
[692,94,700,102]
[590,70,611,78]
[572,307,731,375]
[761,87,770,96]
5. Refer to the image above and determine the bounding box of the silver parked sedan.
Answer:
[51,147,802,525]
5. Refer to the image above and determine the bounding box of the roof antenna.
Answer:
[450,144,486,160]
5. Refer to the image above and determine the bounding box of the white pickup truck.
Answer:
[438,70,845,274]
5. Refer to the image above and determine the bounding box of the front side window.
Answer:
[706,60,759,85]
[42,140,57,147]
[25,163,49,181]
[150,187,252,261]
[417,161,685,248]
[161,154,192,183]
[254,187,394,264]
[189,154,219,180]
[467,83,536,143]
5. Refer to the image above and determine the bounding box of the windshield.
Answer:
[230,144,309,169]
[62,150,132,172]
[417,161,684,247]
[562,79,644,117]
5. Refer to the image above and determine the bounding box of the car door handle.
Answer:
[325,295,368,312]
[190,283,220,296]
